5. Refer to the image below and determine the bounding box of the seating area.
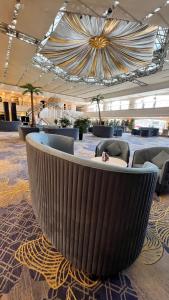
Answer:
[92,125,123,138]
[0,120,20,131]
[26,132,158,277]
[131,127,159,137]
[1,1,169,300]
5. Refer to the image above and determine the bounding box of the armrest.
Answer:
[143,161,159,173]
[95,141,105,156]
[132,149,150,166]
[159,159,169,184]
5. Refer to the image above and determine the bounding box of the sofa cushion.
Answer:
[151,151,169,169]
[106,142,121,156]
[133,163,143,168]
[40,134,74,155]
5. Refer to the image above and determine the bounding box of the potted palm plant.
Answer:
[128,119,135,131]
[91,94,104,125]
[20,83,42,127]
[74,118,90,140]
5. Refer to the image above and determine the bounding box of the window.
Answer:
[111,101,121,110]
[135,99,143,109]
[121,100,129,110]
[135,119,167,133]
[143,97,155,108]
[104,100,129,111]
[155,96,169,108]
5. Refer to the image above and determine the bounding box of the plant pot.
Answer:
[79,132,83,140]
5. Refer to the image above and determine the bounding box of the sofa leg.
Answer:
[156,190,160,196]
[153,192,160,202]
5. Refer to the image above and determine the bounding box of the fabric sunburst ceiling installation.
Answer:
[41,13,158,80]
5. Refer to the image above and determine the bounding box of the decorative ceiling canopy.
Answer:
[40,13,157,81]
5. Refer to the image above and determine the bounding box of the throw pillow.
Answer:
[106,142,121,156]
[151,151,169,169]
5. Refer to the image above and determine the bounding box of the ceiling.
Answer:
[0,0,169,103]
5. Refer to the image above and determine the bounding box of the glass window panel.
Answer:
[143,97,154,108]
[121,100,129,110]
[155,96,169,107]
[135,99,143,109]
[111,101,121,110]
[135,119,167,133]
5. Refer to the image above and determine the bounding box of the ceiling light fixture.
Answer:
[33,23,169,87]
[3,0,22,78]
[112,1,120,8]
[103,1,120,17]
[28,5,168,87]
[144,2,169,21]
[154,7,161,12]
[146,13,154,19]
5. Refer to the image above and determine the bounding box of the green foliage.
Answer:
[91,94,104,103]
[74,118,91,133]
[109,119,120,127]
[128,119,135,130]
[91,94,104,125]
[60,117,71,128]
[20,84,42,95]
[20,84,43,127]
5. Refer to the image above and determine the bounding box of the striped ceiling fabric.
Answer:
[40,13,158,80]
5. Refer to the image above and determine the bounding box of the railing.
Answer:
[85,107,169,119]
[26,103,43,116]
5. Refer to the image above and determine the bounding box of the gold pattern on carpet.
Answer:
[15,235,98,292]
[66,287,77,300]
[139,202,169,265]
[0,178,30,207]
[0,159,21,176]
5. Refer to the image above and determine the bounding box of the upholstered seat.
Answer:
[18,126,40,141]
[0,120,20,131]
[132,147,169,194]
[95,139,130,165]
[36,132,74,154]
[26,133,158,278]
[43,126,79,140]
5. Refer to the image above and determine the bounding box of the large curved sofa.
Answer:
[43,126,79,140]
[26,133,158,278]
[0,120,20,131]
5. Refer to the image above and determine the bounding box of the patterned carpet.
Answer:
[0,132,169,300]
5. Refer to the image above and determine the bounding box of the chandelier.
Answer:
[38,13,158,86]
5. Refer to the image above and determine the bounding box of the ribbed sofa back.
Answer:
[26,133,158,277]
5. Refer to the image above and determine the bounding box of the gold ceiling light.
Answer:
[89,35,110,49]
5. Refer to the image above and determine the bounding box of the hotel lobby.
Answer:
[0,1,169,300]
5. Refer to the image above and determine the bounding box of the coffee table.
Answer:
[91,156,127,167]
